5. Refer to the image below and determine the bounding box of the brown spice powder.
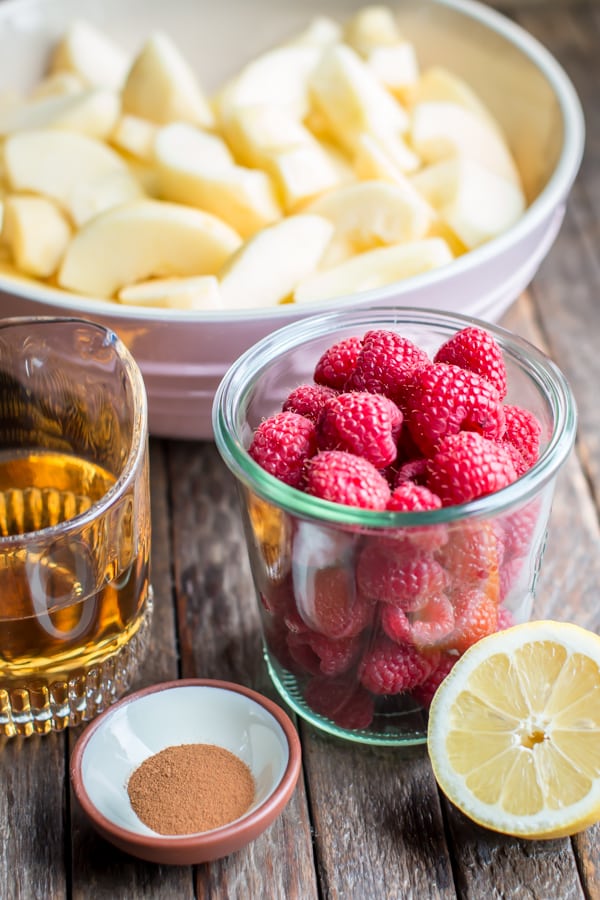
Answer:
[127,743,255,835]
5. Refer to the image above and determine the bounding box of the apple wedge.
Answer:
[306,180,434,266]
[51,20,130,90]
[411,157,526,249]
[366,43,419,98]
[110,114,158,162]
[344,6,402,55]
[294,238,453,304]
[58,199,242,297]
[69,169,146,227]
[2,194,71,277]
[0,88,120,139]
[122,32,214,128]
[407,66,500,132]
[118,275,222,311]
[410,101,521,185]
[309,44,409,157]
[154,123,281,237]
[219,214,334,309]
[31,72,86,100]
[3,129,139,222]
[288,16,342,47]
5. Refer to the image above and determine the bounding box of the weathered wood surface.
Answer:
[1,2,599,898]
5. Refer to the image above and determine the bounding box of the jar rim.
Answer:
[213,306,577,526]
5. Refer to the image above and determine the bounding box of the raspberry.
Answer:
[394,457,428,486]
[498,499,541,560]
[288,629,362,677]
[502,404,542,472]
[282,383,337,422]
[317,391,402,468]
[445,587,499,653]
[411,654,458,708]
[434,326,507,399]
[360,637,439,694]
[405,362,505,457]
[381,593,454,647]
[387,482,442,513]
[346,329,430,404]
[357,542,447,609]
[438,521,501,593]
[497,606,516,630]
[501,440,528,479]
[304,676,375,730]
[294,564,373,639]
[314,335,363,389]
[305,451,391,510]
[249,411,316,488]
[426,431,517,506]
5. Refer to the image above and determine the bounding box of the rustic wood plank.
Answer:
[167,441,319,900]
[69,441,194,900]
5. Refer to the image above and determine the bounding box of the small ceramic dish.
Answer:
[70,679,302,865]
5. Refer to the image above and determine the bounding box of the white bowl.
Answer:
[0,0,584,439]
[70,679,302,865]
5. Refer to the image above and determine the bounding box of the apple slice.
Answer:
[58,199,242,297]
[110,114,158,162]
[122,32,214,128]
[407,66,500,131]
[69,169,146,227]
[31,72,85,100]
[219,214,333,309]
[344,6,402,55]
[410,101,521,185]
[366,43,419,98]
[288,16,342,47]
[0,88,120,139]
[306,180,434,266]
[411,157,526,249]
[118,275,222,310]
[309,44,409,156]
[51,20,130,90]
[294,238,453,304]
[154,123,280,237]
[2,194,71,277]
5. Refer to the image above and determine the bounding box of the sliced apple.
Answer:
[309,44,409,157]
[344,6,402,55]
[306,180,434,266]
[354,131,409,182]
[407,66,500,131]
[0,88,120,139]
[366,43,419,98]
[219,214,333,309]
[2,194,71,277]
[31,72,86,100]
[122,32,214,128]
[411,157,526,249]
[58,199,242,297]
[155,122,234,169]
[288,16,342,47]
[294,238,453,303]
[110,114,158,162]
[410,101,521,185]
[69,169,146,227]
[51,20,130,90]
[154,123,280,237]
[117,275,222,310]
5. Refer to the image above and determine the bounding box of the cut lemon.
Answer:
[427,620,600,839]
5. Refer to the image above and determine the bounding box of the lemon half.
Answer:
[427,620,600,839]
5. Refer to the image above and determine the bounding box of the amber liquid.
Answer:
[0,449,150,690]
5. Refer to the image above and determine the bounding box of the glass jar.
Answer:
[213,308,576,746]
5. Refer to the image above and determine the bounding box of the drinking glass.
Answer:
[0,317,152,737]
[213,307,576,746]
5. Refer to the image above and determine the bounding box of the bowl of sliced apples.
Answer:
[0,0,584,439]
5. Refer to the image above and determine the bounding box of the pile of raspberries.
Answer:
[248,326,543,731]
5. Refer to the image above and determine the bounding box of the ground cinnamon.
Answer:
[127,743,255,835]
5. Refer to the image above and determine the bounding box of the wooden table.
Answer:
[2,2,600,897]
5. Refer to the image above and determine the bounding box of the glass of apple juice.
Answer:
[0,317,152,736]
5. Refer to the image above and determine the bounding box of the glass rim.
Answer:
[213,305,577,527]
[0,315,148,544]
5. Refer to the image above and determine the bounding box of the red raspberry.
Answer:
[287,629,362,677]
[438,521,501,593]
[445,587,499,653]
[304,676,375,730]
[394,457,429,486]
[426,431,517,506]
[381,593,454,648]
[359,637,439,694]
[405,362,505,457]
[345,329,430,404]
[387,482,442,512]
[357,542,447,609]
[314,335,363,389]
[434,326,507,399]
[411,654,458,708]
[499,499,541,560]
[502,404,542,472]
[294,564,374,639]
[317,391,403,468]
[249,411,316,488]
[501,440,528,479]
[305,451,391,510]
[282,383,337,422]
[497,606,516,630]
[499,556,525,603]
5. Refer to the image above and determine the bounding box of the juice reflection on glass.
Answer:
[0,318,152,737]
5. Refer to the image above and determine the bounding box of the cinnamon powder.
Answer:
[127,743,255,835]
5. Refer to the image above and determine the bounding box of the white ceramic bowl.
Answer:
[70,679,302,865]
[0,0,584,439]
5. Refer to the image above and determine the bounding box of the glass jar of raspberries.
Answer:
[213,308,576,745]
